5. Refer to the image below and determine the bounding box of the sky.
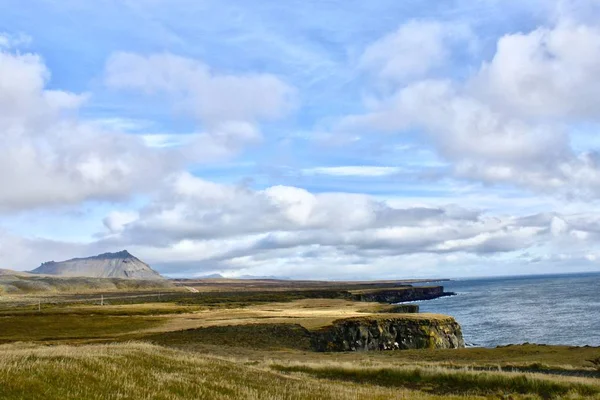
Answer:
[2,0,600,279]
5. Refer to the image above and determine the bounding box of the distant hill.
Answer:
[30,250,164,280]
[0,268,31,277]
[192,274,288,280]
[239,275,290,280]
[196,273,225,279]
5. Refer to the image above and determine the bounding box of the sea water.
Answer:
[413,272,600,348]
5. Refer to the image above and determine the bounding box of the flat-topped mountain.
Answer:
[30,250,164,280]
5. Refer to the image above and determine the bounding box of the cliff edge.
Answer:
[351,286,454,303]
[311,315,464,352]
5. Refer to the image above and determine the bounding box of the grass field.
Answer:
[0,299,445,343]
[0,342,498,400]
[0,274,173,294]
[0,279,598,399]
[273,363,600,399]
[0,315,163,342]
[0,342,598,400]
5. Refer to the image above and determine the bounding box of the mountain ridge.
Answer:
[30,250,164,280]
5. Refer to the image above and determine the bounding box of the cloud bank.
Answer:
[3,1,600,279]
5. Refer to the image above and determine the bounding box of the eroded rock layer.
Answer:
[351,286,454,303]
[311,316,464,352]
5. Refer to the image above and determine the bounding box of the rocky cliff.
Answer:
[311,315,464,352]
[351,286,454,303]
[30,250,164,280]
[375,304,420,313]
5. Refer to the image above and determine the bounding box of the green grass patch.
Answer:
[0,303,201,317]
[145,323,313,351]
[0,315,163,342]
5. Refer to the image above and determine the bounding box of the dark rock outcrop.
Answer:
[351,286,454,303]
[376,304,420,313]
[311,316,464,352]
[30,250,164,280]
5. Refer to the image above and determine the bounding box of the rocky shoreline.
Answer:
[351,286,455,303]
[310,285,463,352]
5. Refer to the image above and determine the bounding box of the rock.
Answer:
[352,286,455,303]
[311,316,465,352]
[377,304,420,313]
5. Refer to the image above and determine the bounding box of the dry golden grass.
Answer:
[2,342,599,399]
[0,298,453,347]
[0,274,174,295]
[137,298,451,334]
[2,284,599,399]
[0,342,487,400]
[173,338,600,373]
[271,361,600,399]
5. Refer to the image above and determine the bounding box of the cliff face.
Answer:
[378,304,420,313]
[30,250,164,280]
[351,286,453,303]
[311,316,464,352]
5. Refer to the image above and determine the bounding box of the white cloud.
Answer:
[0,230,89,271]
[104,53,293,164]
[550,216,569,236]
[474,21,600,120]
[0,49,176,211]
[0,32,31,49]
[108,172,454,244]
[140,121,261,160]
[360,20,474,82]
[0,46,295,212]
[103,211,139,234]
[5,6,600,279]
[186,120,262,160]
[105,52,296,125]
[302,166,403,177]
[340,18,600,199]
[80,173,600,278]
[141,134,194,148]
[90,118,155,133]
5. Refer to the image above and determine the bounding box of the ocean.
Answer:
[413,272,600,348]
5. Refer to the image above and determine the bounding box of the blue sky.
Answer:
[2,0,600,279]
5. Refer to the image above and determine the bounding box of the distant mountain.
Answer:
[239,275,290,280]
[193,274,289,280]
[197,273,225,279]
[30,250,164,280]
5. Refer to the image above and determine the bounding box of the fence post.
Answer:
[101,294,104,306]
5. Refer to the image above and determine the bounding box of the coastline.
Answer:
[413,273,600,348]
